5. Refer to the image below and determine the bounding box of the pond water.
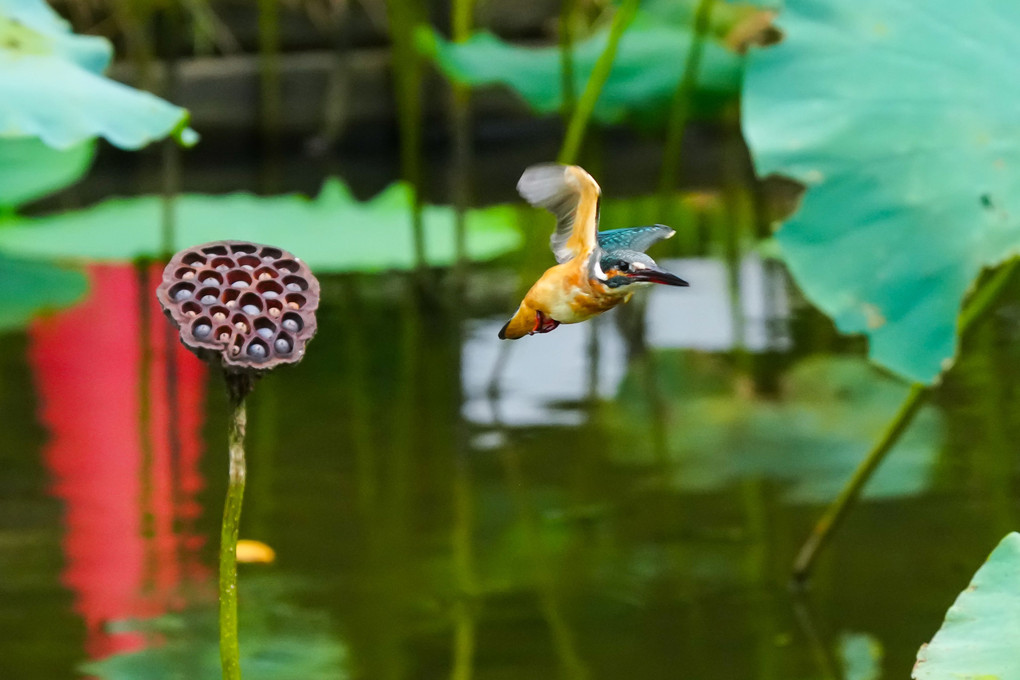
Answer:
[2,149,1020,680]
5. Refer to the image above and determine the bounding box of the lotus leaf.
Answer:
[913,532,1020,679]
[840,632,882,680]
[0,136,94,209]
[742,0,1020,384]
[602,355,940,502]
[0,254,86,331]
[80,575,348,680]
[0,179,521,272]
[418,16,743,125]
[0,0,195,149]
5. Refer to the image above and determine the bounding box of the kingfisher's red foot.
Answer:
[529,310,561,335]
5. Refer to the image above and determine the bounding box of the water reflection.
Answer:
[0,258,1014,680]
[28,265,208,659]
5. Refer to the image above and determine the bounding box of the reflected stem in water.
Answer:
[499,446,591,680]
[790,593,840,680]
[793,257,1020,583]
[449,455,477,680]
[487,384,589,678]
[220,373,254,680]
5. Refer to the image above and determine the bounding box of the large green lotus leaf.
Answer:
[742,0,1020,384]
[0,179,521,272]
[602,355,940,502]
[0,136,94,209]
[0,254,87,331]
[418,18,743,125]
[913,533,1020,679]
[0,0,195,148]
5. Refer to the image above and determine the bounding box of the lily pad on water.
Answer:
[81,575,349,680]
[0,0,195,148]
[0,254,87,331]
[418,14,744,125]
[913,532,1020,680]
[602,355,941,502]
[0,179,521,272]
[840,632,882,680]
[742,0,1020,384]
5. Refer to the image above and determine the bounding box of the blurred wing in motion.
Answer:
[517,164,602,264]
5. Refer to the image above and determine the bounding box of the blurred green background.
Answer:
[2,0,1020,678]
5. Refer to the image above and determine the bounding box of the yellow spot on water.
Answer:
[236,539,276,564]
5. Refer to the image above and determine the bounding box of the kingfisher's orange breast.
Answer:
[522,259,629,324]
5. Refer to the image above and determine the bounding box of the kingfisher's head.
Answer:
[600,250,689,289]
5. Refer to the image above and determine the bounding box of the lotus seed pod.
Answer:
[157,240,320,374]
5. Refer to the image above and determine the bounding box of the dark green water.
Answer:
[1,244,1019,679]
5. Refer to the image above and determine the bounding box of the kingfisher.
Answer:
[499,163,689,339]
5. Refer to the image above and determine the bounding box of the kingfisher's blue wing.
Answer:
[597,225,675,253]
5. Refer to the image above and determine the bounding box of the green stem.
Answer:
[450,0,476,287]
[257,0,282,191]
[220,375,252,679]
[558,0,577,123]
[385,0,427,277]
[792,257,1020,583]
[557,0,639,165]
[658,0,715,197]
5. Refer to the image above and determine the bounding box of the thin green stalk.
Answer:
[450,0,476,285]
[658,0,715,197]
[558,0,577,122]
[385,0,427,278]
[258,0,282,191]
[220,374,253,680]
[557,0,639,165]
[791,383,929,583]
[792,257,1020,583]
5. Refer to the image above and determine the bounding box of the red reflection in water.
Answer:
[29,264,209,659]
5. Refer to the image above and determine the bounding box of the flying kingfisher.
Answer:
[499,163,689,339]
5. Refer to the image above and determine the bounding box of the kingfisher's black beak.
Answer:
[629,266,689,287]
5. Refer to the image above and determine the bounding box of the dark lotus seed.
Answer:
[174,288,192,301]
[242,304,259,315]
[201,294,218,304]
[231,280,248,288]
[275,338,292,353]
[286,283,302,292]
[282,318,299,332]
[194,324,212,338]
[256,327,273,339]
[248,343,267,358]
